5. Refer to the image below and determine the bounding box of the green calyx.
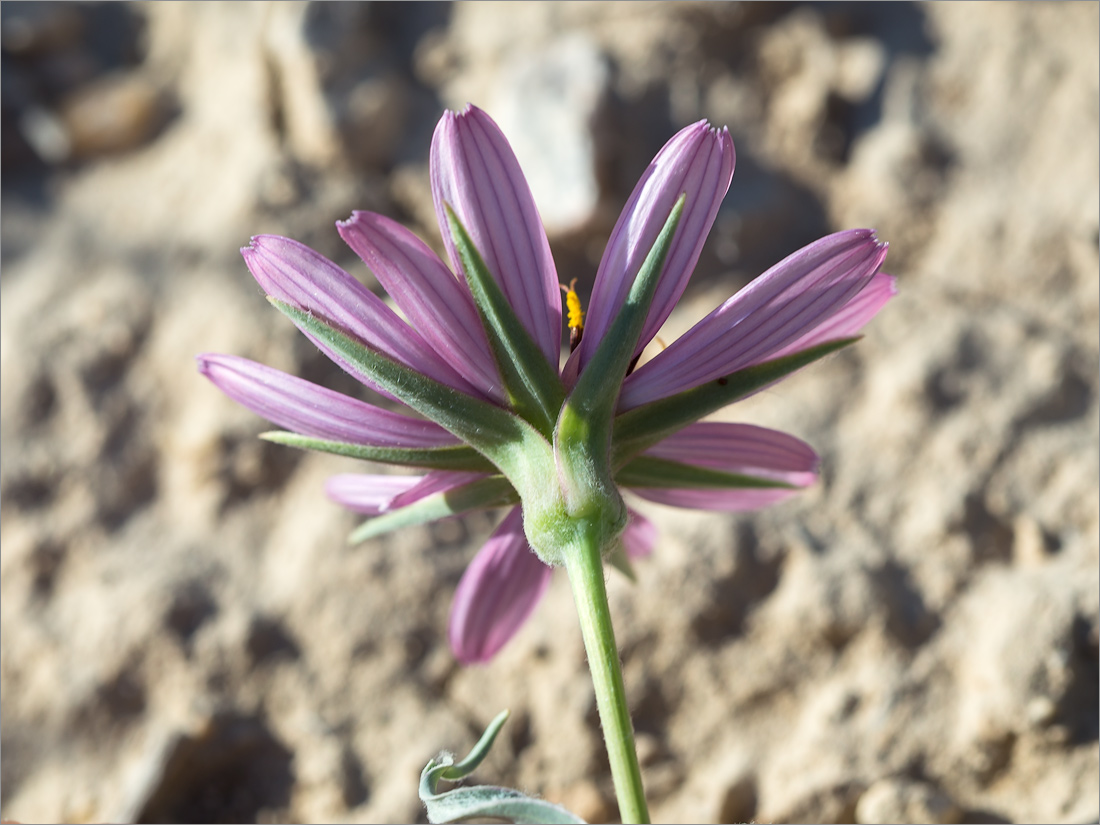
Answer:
[550,195,686,561]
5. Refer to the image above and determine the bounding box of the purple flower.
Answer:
[198,105,893,665]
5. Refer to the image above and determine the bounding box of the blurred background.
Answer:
[1,3,1096,823]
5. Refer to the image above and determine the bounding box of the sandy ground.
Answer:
[1,3,1097,823]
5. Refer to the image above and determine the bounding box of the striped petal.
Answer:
[449,507,553,664]
[242,235,479,398]
[325,474,425,515]
[629,421,818,512]
[620,230,888,409]
[570,121,735,380]
[774,271,897,358]
[196,353,458,448]
[431,105,562,365]
[645,421,818,481]
[387,470,494,511]
[327,471,489,517]
[337,211,504,402]
[631,486,804,511]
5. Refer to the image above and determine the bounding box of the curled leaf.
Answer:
[420,710,586,825]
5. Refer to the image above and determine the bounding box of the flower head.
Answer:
[198,105,893,664]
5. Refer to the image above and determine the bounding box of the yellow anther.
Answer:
[562,278,585,331]
[560,279,585,352]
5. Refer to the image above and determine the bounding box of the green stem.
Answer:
[563,532,650,824]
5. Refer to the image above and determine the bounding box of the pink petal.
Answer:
[773,272,897,357]
[644,421,819,486]
[325,474,425,515]
[632,486,803,511]
[387,470,492,511]
[622,508,658,560]
[337,212,504,402]
[628,422,819,512]
[196,354,459,448]
[568,120,735,381]
[449,507,553,664]
[242,235,479,398]
[431,105,562,365]
[620,230,888,409]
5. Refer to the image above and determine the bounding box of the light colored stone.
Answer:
[856,777,960,825]
[60,72,167,160]
[489,34,609,235]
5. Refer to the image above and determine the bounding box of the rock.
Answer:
[338,75,411,170]
[261,2,342,167]
[949,565,1083,746]
[59,71,168,160]
[856,777,960,824]
[1012,516,1055,567]
[489,34,610,235]
[716,771,758,824]
[0,3,84,57]
[761,780,863,825]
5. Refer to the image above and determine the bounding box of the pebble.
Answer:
[855,777,960,825]
[59,72,166,160]
[489,34,610,235]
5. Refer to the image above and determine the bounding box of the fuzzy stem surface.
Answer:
[563,529,649,824]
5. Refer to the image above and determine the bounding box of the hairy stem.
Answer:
[563,531,649,824]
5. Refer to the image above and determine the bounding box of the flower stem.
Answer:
[563,532,650,824]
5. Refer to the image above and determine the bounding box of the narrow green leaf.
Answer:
[269,298,550,483]
[607,543,637,582]
[348,476,518,544]
[420,710,586,824]
[561,195,685,454]
[553,196,684,523]
[445,205,565,437]
[441,709,511,781]
[260,431,496,472]
[612,337,861,465]
[616,455,797,490]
